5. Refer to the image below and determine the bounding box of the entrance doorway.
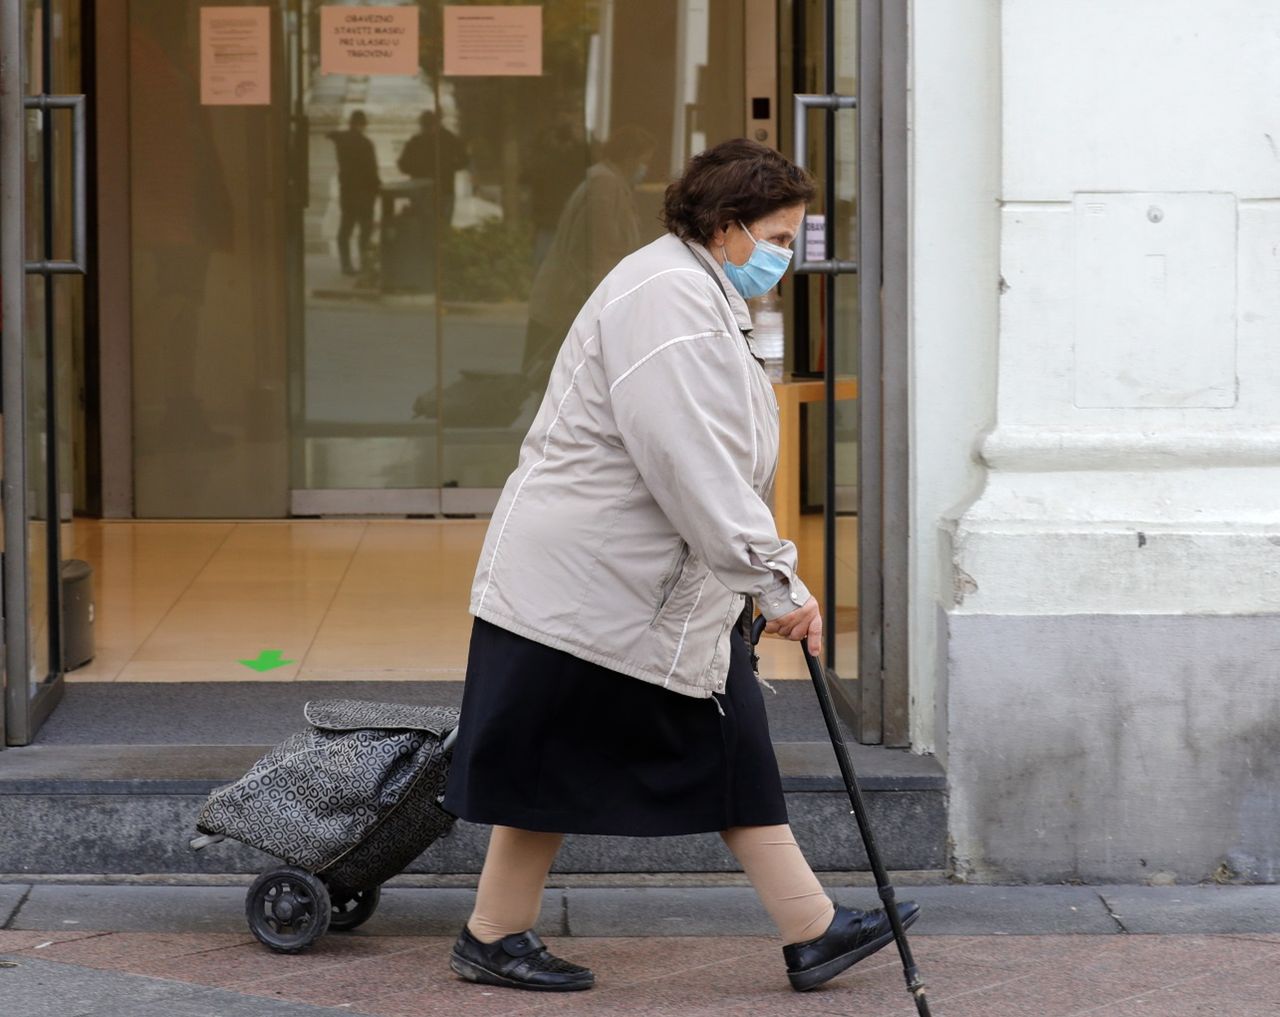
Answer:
[3,0,908,749]
[116,0,773,518]
[781,0,908,745]
[288,2,755,514]
[1,0,88,745]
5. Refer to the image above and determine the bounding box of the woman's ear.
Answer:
[709,222,730,249]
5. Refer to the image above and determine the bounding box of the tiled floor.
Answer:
[63,517,857,683]
[3,929,1276,1017]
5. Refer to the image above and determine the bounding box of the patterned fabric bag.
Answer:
[196,700,459,882]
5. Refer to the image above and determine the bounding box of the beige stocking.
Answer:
[467,826,564,943]
[722,824,836,945]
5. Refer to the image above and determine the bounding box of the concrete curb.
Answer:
[2,882,1275,938]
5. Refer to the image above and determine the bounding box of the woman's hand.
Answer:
[765,596,822,657]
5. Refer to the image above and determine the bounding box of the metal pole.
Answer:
[879,0,912,747]
[856,0,885,742]
[40,0,63,688]
[822,0,837,670]
[790,0,811,373]
[1,0,29,745]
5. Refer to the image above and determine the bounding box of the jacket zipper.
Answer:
[650,542,690,626]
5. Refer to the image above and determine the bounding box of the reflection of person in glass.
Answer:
[522,111,588,266]
[327,110,380,276]
[522,126,656,391]
[130,3,234,450]
[397,109,468,230]
[445,139,919,994]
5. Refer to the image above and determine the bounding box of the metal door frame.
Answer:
[879,0,909,748]
[2,0,86,745]
[0,0,21,746]
[282,1,492,520]
[791,0,909,746]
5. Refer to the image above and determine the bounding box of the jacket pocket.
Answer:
[650,542,690,627]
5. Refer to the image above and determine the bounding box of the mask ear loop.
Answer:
[718,222,756,268]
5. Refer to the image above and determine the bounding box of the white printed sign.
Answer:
[804,214,827,261]
[443,5,543,77]
[320,6,419,76]
[200,7,271,106]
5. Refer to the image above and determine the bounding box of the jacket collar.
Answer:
[685,239,758,352]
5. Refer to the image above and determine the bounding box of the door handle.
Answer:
[23,93,86,276]
[792,92,858,276]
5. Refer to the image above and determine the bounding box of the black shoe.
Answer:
[450,926,595,992]
[783,901,921,992]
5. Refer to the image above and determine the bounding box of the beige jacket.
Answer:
[471,233,811,699]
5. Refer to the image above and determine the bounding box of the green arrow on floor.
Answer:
[240,649,294,673]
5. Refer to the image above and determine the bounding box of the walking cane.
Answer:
[751,615,932,1015]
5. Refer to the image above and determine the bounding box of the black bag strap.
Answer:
[736,596,761,676]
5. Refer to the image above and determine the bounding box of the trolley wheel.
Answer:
[245,867,331,953]
[328,885,381,932]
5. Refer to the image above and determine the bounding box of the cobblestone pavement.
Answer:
[1,884,1277,1016]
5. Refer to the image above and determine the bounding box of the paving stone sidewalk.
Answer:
[1,884,1277,1016]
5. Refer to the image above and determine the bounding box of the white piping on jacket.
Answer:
[477,336,598,614]
[664,573,711,686]
[609,331,726,394]
[602,266,706,314]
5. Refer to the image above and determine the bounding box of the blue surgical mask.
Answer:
[721,222,793,299]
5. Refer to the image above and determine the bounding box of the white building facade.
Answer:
[909,0,1280,882]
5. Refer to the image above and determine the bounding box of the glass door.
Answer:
[788,0,901,744]
[288,0,752,515]
[127,1,291,518]
[787,0,860,679]
[1,0,84,744]
[288,0,442,514]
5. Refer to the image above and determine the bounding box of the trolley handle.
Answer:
[441,726,460,753]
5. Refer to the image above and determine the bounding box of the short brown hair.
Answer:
[662,138,815,245]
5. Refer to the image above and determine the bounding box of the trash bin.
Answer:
[61,558,94,671]
[379,180,435,293]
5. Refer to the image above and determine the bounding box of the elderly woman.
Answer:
[443,138,918,994]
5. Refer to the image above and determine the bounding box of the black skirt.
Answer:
[442,618,789,836]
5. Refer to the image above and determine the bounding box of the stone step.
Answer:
[0,741,946,876]
[2,680,946,876]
